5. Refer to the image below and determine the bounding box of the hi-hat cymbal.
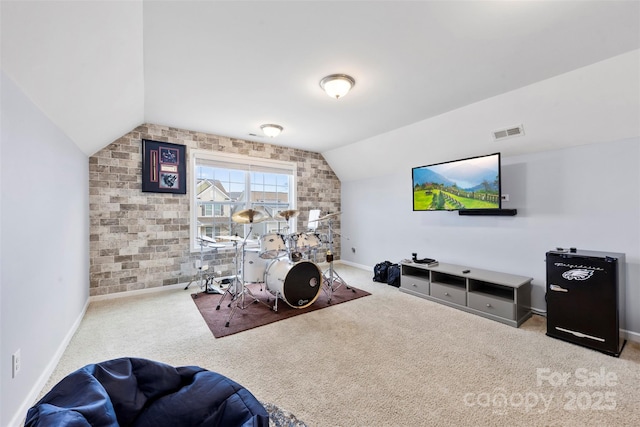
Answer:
[207,243,226,248]
[197,236,225,248]
[215,235,244,241]
[198,235,217,243]
[215,235,258,244]
[232,208,266,224]
[317,211,341,222]
[275,209,299,221]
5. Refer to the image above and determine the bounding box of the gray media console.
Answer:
[400,262,532,327]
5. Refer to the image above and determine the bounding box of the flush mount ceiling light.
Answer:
[319,74,355,99]
[260,124,283,138]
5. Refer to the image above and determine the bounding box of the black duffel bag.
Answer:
[373,261,393,282]
[387,264,401,287]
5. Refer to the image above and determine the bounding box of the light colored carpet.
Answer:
[38,263,640,426]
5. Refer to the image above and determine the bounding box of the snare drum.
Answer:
[265,259,322,308]
[240,249,268,283]
[259,233,287,259]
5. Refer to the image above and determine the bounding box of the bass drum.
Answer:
[265,260,322,308]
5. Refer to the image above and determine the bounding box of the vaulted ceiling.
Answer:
[2,1,639,157]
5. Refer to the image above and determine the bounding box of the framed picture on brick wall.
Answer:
[142,139,187,194]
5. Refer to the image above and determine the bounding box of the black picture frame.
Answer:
[142,139,187,194]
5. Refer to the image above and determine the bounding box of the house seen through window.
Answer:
[191,151,296,250]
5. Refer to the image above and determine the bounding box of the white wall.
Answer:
[330,49,640,337]
[1,0,145,156]
[341,139,639,332]
[1,72,90,426]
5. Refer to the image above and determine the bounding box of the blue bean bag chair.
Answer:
[25,357,269,427]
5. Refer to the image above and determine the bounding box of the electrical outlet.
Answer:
[12,349,21,378]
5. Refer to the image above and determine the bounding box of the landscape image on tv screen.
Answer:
[412,153,501,211]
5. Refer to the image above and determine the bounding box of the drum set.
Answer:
[194,207,349,327]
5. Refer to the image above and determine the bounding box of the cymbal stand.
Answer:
[284,224,300,262]
[322,217,354,303]
[282,223,291,258]
[215,239,241,310]
[188,238,220,297]
[306,235,320,262]
[277,210,299,262]
[223,225,269,327]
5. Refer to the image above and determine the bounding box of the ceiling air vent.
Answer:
[492,124,525,141]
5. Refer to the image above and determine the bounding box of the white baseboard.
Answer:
[89,281,190,302]
[336,259,372,271]
[531,307,547,316]
[9,298,90,427]
[624,329,640,344]
[10,283,191,426]
[527,309,639,344]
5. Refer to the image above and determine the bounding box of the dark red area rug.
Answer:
[192,283,370,338]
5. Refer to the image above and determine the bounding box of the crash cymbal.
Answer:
[275,209,299,221]
[317,211,341,222]
[232,208,266,224]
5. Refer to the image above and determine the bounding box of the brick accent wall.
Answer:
[89,124,341,296]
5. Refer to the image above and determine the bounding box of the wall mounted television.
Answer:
[412,152,502,211]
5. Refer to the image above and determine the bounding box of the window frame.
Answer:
[189,150,297,252]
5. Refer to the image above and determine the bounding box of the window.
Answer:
[190,150,297,250]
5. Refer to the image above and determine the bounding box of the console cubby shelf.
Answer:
[400,262,532,327]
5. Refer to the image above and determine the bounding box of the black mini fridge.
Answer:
[546,248,626,357]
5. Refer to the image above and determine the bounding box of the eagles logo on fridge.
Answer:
[562,269,594,281]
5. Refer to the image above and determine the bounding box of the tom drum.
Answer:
[294,232,322,250]
[265,260,322,309]
[302,232,322,249]
[259,233,287,259]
